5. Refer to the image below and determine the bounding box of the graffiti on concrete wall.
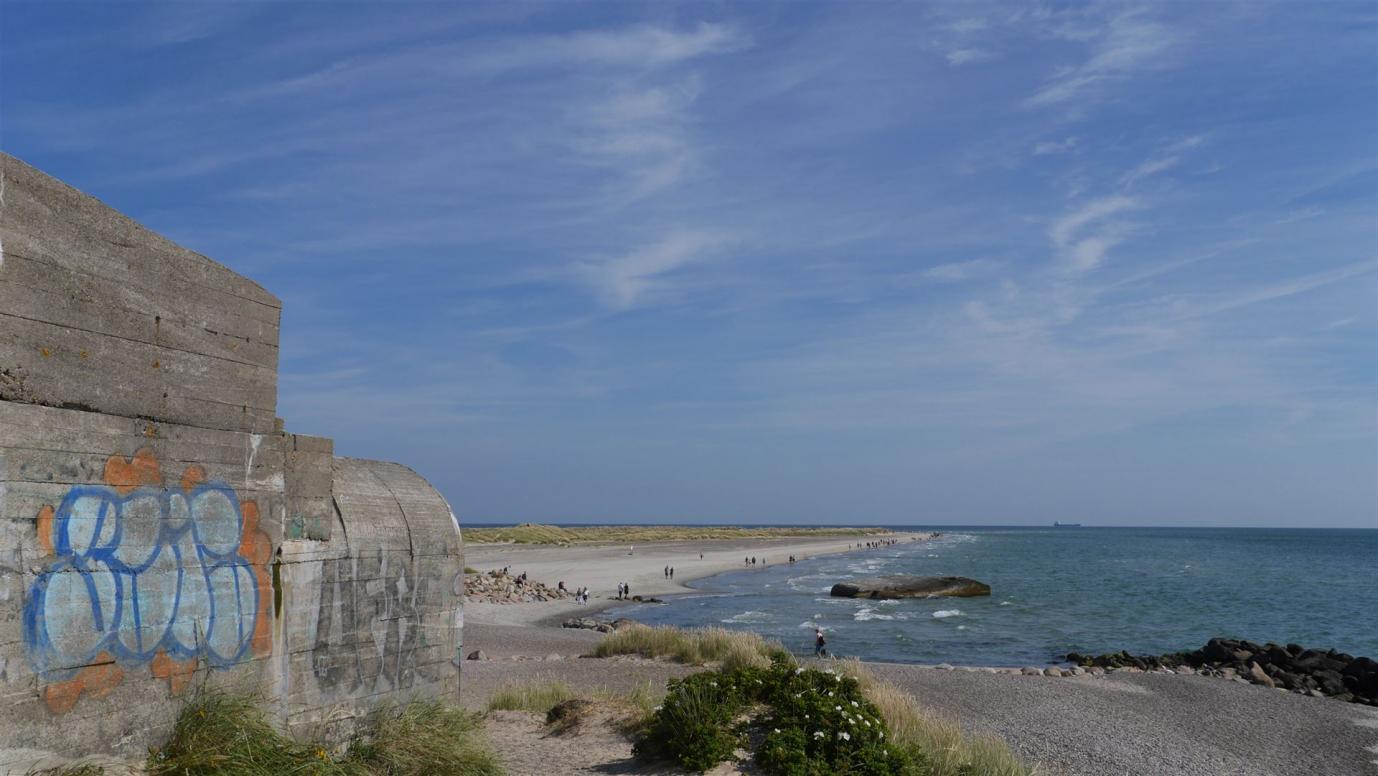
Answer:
[23,448,273,714]
[311,550,425,693]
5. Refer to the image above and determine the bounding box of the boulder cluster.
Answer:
[561,617,639,633]
[1067,638,1377,705]
[464,570,574,604]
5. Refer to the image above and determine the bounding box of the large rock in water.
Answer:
[830,575,991,599]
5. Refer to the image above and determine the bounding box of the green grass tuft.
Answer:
[147,688,502,776]
[147,688,339,776]
[343,701,502,776]
[593,624,792,670]
[486,677,576,714]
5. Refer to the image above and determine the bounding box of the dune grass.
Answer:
[146,688,501,776]
[592,623,792,670]
[837,659,1033,776]
[486,677,665,718]
[486,677,576,713]
[343,701,502,776]
[25,766,107,776]
[465,523,893,545]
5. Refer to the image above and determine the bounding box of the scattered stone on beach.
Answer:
[467,649,489,661]
[465,569,575,605]
[1022,666,1042,676]
[561,617,639,633]
[1065,638,1378,706]
[829,575,991,599]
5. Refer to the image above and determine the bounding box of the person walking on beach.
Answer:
[814,628,828,658]
[624,582,631,599]
[669,567,674,580]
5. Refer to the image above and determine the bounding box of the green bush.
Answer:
[633,671,748,771]
[634,657,915,775]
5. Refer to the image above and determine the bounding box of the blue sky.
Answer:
[3,2,1375,527]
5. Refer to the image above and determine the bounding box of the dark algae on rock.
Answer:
[1067,638,1377,705]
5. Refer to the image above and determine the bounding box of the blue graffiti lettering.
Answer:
[24,481,261,679]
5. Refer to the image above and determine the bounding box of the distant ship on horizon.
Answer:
[1053,521,1083,527]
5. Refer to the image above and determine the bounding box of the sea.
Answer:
[603,527,1378,666]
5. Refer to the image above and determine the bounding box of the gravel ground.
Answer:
[460,623,695,711]
[867,663,1378,776]
[463,623,1378,775]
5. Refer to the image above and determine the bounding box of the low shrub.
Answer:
[634,657,916,775]
[633,671,750,771]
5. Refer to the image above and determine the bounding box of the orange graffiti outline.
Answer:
[43,651,124,715]
[102,448,161,495]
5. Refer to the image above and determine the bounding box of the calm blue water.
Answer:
[605,528,1378,666]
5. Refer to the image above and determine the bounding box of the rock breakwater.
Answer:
[1067,638,1377,705]
[465,570,575,604]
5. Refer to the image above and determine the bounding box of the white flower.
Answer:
[838,731,851,741]
[653,706,662,712]
[814,731,826,740]
[795,667,806,675]
[804,714,809,719]
[710,681,717,686]
[827,691,835,697]
[835,706,842,711]
[878,731,884,740]
[863,719,871,727]
[774,728,781,734]
[851,701,859,707]
[847,717,855,725]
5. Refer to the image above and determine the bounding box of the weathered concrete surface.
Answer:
[0,153,463,771]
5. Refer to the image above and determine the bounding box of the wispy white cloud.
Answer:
[1026,10,1177,108]
[580,229,738,309]
[946,48,996,66]
[1049,195,1138,271]
[405,22,752,78]
[1120,135,1205,187]
[1033,136,1078,155]
[921,259,999,282]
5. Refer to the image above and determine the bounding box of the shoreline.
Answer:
[458,535,1378,775]
[463,531,933,628]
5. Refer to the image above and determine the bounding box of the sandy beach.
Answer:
[462,532,930,627]
[459,536,1378,776]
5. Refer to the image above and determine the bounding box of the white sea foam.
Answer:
[932,609,962,619]
[723,611,771,624]
[999,600,1012,606]
[854,607,895,621]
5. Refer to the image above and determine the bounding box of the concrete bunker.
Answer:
[0,153,463,768]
